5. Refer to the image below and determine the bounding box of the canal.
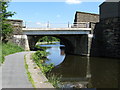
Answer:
[39,42,120,88]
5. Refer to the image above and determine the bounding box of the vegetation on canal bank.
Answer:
[32,50,61,88]
[1,42,24,64]
[47,73,62,88]
[32,50,54,75]
[24,55,35,88]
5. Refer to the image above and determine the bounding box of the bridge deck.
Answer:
[22,28,91,31]
[22,28,91,35]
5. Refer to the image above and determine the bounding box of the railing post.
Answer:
[86,22,90,28]
[24,21,26,28]
[47,21,49,28]
[89,22,91,28]
[68,22,70,28]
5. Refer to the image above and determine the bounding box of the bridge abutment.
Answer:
[59,35,91,56]
[27,35,41,50]
[12,35,30,50]
[72,34,92,56]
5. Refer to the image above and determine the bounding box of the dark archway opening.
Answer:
[28,35,74,55]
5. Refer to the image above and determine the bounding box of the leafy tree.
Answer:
[0,1,15,43]
[39,36,60,43]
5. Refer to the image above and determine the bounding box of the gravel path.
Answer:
[2,52,33,88]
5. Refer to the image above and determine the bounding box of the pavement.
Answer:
[2,52,33,88]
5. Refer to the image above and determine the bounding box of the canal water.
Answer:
[39,43,120,88]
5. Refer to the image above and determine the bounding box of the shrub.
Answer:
[32,50,53,74]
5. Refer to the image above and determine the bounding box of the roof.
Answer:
[76,11,99,16]
[7,19,23,22]
[99,1,120,7]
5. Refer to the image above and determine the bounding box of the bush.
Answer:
[32,50,53,74]
[32,50,50,61]
[41,63,54,75]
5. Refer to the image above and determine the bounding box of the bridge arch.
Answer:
[27,35,75,54]
[26,34,90,56]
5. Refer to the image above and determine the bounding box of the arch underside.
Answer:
[27,34,89,56]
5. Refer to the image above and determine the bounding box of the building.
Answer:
[73,11,99,33]
[7,19,24,35]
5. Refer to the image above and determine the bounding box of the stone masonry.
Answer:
[74,11,99,23]
[7,19,24,35]
[90,1,120,58]
[7,19,29,50]
[74,11,99,34]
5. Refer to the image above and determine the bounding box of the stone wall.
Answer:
[100,2,120,20]
[12,35,29,50]
[7,19,29,50]
[7,19,24,35]
[74,11,99,23]
[90,2,120,58]
[74,11,99,33]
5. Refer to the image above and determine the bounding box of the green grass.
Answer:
[24,55,35,88]
[0,42,24,64]
[0,42,2,66]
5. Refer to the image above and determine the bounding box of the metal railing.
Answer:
[23,22,91,28]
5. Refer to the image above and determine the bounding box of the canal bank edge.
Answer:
[25,52,54,88]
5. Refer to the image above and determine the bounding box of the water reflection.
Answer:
[40,44,65,66]
[40,43,120,88]
[89,57,120,88]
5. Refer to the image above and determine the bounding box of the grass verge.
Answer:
[24,54,35,88]
[1,42,24,64]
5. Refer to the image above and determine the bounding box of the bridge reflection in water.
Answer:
[40,43,120,88]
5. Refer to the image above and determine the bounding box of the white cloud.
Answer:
[65,0,82,4]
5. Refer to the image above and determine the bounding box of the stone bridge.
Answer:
[10,1,120,58]
[20,27,92,56]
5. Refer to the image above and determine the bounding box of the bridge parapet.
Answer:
[22,27,91,35]
[24,22,91,28]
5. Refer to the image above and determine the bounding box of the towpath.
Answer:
[2,52,33,88]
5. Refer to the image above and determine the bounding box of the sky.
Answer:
[8,0,104,27]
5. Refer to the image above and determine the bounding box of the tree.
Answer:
[0,1,15,43]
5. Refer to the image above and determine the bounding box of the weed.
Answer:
[24,55,35,88]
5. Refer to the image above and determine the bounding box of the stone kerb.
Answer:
[25,52,54,88]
